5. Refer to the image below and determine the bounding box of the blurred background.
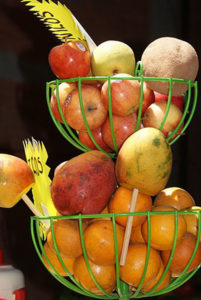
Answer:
[0,0,201,299]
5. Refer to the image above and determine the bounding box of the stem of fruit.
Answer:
[120,188,138,266]
[21,194,49,228]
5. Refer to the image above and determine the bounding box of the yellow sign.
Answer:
[21,0,96,53]
[23,138,56,218]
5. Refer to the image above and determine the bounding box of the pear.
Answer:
[91,40,135,80]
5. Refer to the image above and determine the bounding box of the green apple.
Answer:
[91,40,135,80]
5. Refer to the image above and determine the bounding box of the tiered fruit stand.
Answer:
[17,2,200,299]
[30,69,200,300]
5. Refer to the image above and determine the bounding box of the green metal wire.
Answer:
[30,210,201,300]
[107,76,118,153]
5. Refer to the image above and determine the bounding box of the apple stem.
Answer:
[120,188,138,266]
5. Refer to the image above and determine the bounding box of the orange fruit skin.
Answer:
[130,224,145,244]
[83,220,124,265]
[183,206,201,242]
[142,205,187,250]
[153,187,195,210]
[108,186,152,227]
[73,255,116,295]
[88,205,111,224]
[141,261,171,293]
[42,242,75,277]
[120,243,162,287]
[47,219,87,258]
[161,232,201,274]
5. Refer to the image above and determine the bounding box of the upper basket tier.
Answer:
[46,62,198,158]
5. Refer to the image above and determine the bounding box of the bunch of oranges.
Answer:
[42,186,201,295]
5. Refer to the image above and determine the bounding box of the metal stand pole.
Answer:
[119,281,130,300]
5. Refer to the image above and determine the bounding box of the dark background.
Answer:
[0,0,201,299]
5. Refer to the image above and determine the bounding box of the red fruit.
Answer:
[50,82,76,122]
[143,101,183,139]
[136,82,155,116]
[102,113,138,150]
[48,41,90,79]
[154,91,184,111]
[63,85,108,131]
[51,150,117,216]
[78,127,112,152]
[101,73,141,116]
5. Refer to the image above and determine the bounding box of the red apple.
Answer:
[136,82,155,116]
[101,73,141,116]
[63,85,108,131]
[48,41,90,79]
[154,91,184,111]
[143,101,183,139]
[78,127,112,152]
[51,150,117,216]
[50,82,76,122]
[102,113,139,150]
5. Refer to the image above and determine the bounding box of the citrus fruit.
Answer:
[73,255,116,295]
[142,205,187,250]
[141,261,171,293]
[119,243,162,287]
[42,242,75,277]
[130,224,145,244]
[47,219,87,258]
[161,232,201,274]
[109,186,152,227]
[154,187,195,210]
[183,206,201,242]
[83,220,124,265]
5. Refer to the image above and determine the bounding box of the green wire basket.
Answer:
[31,210,201,300]
[41,62,200,299]
[46,61,198,158]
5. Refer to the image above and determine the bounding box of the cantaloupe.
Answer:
[115,128,172,196]
[141,37,199,96]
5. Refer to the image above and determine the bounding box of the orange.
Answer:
[141,261,171,293]
[73,255,116,295]
[183,206,201,242]
[154,187,195,210]
[83,220,124,265]
[130,224,145,244]
[88,205,111,224]
[142,205,187,250]
[108,186,152,228]
[119,243,162,287]
[47,219,87,258]
[42,242,75,277]
[161,232,201,274]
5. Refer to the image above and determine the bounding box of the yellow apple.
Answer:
[91,40,135,80]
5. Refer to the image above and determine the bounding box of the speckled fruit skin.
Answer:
[115,127,172,196]
[51,150,117,216]
[141,37,199,96]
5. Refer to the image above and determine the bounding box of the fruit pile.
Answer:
[0,36,200,299]
[39,130,200,296]
[48,37,198,153]
[41,154,201,295]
